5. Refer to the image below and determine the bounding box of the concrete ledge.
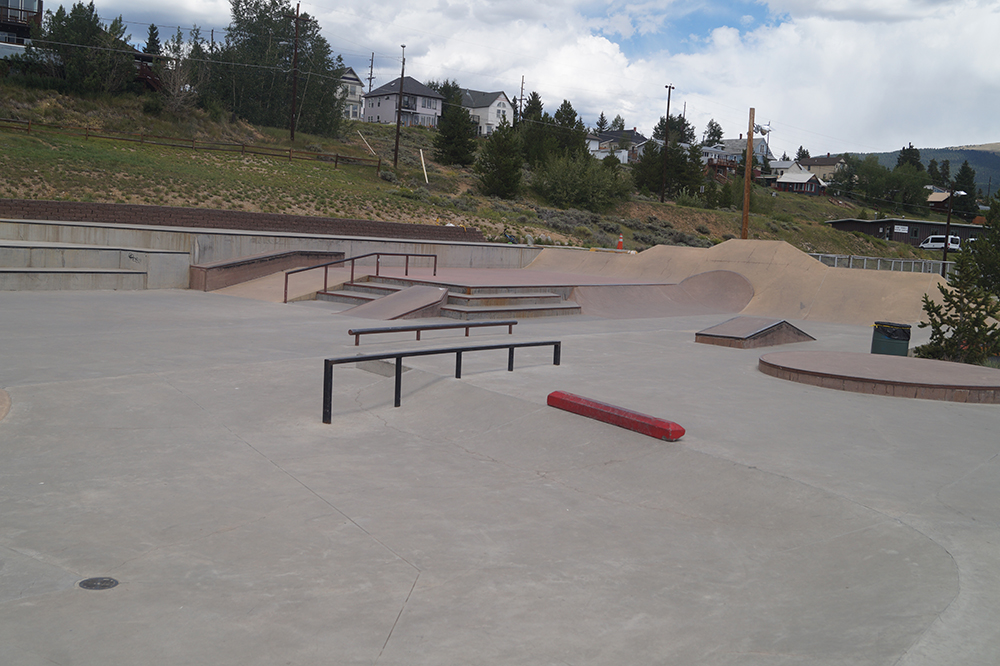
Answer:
[759,351,1000,404]
[0,388,9,422]
[189,250,344,291]
[547,390,685,441]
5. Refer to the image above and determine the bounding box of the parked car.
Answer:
[918,235,961,250]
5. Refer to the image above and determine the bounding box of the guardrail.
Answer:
[809,253,954,276]
[322,340,561,419]
[283,252,437,303]
[348,320,517,346]
[0,117,381,171]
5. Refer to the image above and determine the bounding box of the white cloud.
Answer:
[89,0,1000,153]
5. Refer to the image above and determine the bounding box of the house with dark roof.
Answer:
[588,129,650,164]
[717,136,774,162]
[362,76,444,128]
[775,171,827,196]
[459,89,512,136]
[798,154,846,181]
[340,67,364,121]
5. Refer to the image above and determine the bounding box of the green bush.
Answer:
[533,153,632,211]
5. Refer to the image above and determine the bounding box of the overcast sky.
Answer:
[92,0,1000,157]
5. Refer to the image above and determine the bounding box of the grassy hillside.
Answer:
[0,81,933,258]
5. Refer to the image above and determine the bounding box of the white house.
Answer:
[460,89,512,135]
[340,67,364,120]
[363,77,444,128]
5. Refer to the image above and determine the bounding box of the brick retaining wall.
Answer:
[0,199,485,243]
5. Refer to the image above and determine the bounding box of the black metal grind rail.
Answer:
[322,340,561,421]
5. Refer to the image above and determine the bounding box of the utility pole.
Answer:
[367,52,374,93]
[659,84,674,203]
[517,75,525,125]
[285,3,301,141]
[941,188,966,276]
[741,108,755,239]
[393,45,405,168]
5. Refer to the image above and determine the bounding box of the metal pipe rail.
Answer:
[322,340,561,420]
[284,252,438,303]
[347,320,517,346]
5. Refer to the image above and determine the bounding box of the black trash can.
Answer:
[871,321,911,356]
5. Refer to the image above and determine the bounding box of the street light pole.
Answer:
[659,84,674,203]
[393,45,406,169]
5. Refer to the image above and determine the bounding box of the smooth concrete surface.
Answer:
[2,289,1000,665]
[527,241,947,325]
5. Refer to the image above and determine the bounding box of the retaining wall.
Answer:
[0,199,485,243]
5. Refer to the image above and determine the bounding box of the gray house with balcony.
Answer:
[363,77,443,128]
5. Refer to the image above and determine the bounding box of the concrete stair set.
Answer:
[318,274,582,320]
[0,239,189,291]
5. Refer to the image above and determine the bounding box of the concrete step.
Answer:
[0,267,147,291]
[440,301,582,320]
[447,292,563,307]
[316,290,379,306]
[0,240,189,288]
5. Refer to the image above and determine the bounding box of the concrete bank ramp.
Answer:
[570,270,753,319]
[341,285,448,320]
[527,240,946,325]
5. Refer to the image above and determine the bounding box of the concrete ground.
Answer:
[2,287,999,665]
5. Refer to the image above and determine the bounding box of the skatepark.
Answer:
[2,224,1000,664]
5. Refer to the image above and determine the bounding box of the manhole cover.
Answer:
[79,577,118,590]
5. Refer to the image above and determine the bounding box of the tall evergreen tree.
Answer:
[652,114,695,144]
[432,80,477,166]
[552,99,586,157]
[703,118,724,145]
[474,117,522,198]
[594,112,609,133]
[795,146,810,161]
[952,161,979,218]
[969,192,1000,296]
[927,159,943,187]
[210,0,345,136]
[916,248,1000,365]
[896,142,923,171]
[609,114,625,131]
[144,23,161,55]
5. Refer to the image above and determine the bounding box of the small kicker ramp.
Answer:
[569,270,753,319]
[340,285,448,320]
[696,316,815,349]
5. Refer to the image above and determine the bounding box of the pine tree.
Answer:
[432,80,478,166]
[144,24,161,55]
[916,249,1000,365]
[795,146,810,161]
[952,161,979,218]
[970,192,1000,296]
[474,117,522,198]
[704,118,723,145]
[594,112,608,133]
[896,142,923,171]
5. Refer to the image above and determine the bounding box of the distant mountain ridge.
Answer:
[861,143,1000,200]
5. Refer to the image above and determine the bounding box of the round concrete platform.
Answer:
[759,351,1000,403]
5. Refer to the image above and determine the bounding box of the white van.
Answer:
[918,235,961,250]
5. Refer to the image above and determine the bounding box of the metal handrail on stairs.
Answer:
[283,252,438,303]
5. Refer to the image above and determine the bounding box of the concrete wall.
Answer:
[0,219,544,282]
[0,199,485,243]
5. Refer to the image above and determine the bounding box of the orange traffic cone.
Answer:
[617,234,624,250]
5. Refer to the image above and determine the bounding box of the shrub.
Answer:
[533,153,632,211]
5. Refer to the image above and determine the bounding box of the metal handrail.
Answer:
[322,340,561,419]
[283,252,438,303]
